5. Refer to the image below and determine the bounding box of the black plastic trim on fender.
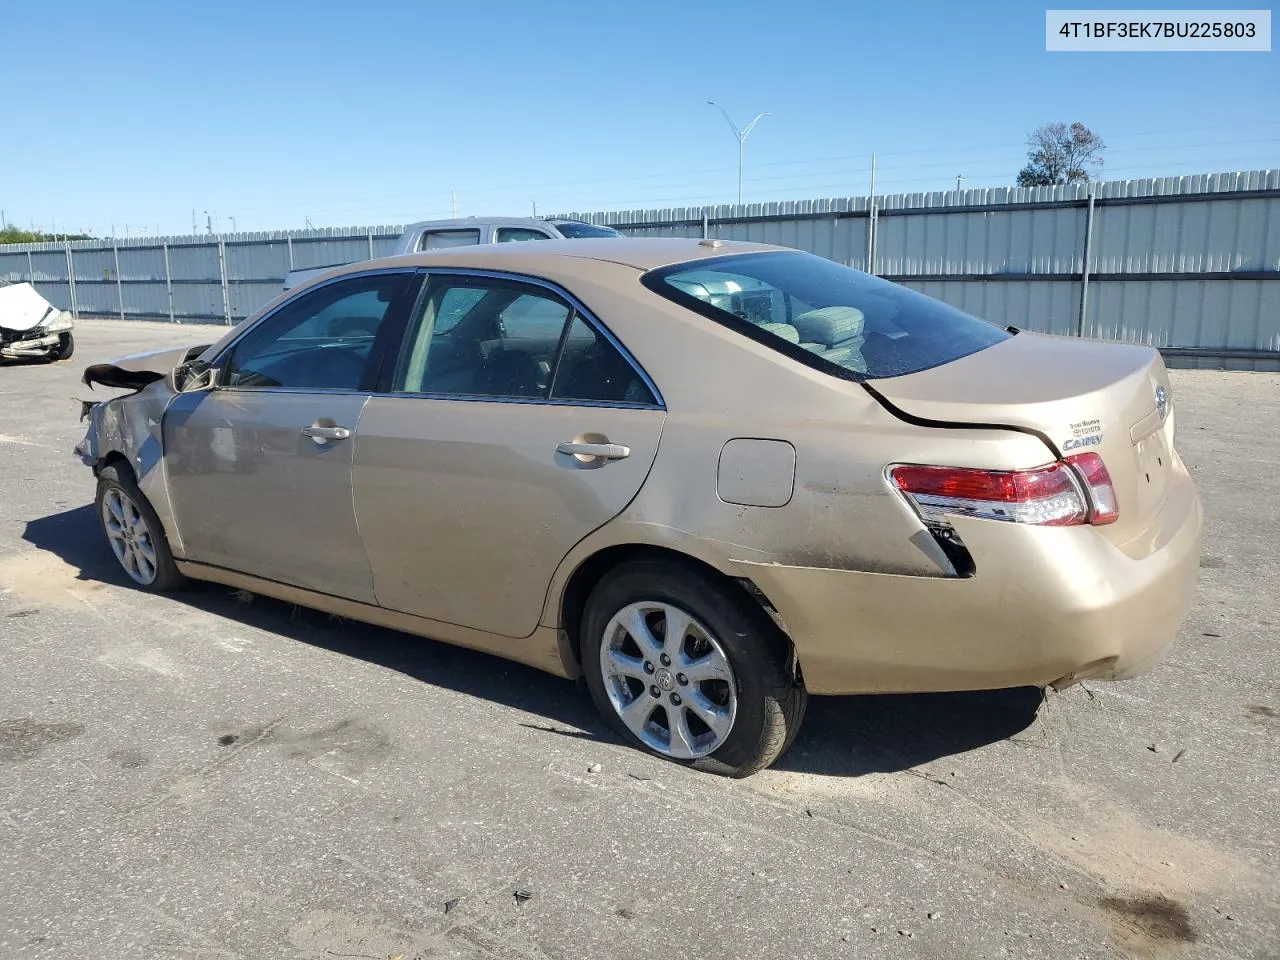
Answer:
[860,381,1063,459]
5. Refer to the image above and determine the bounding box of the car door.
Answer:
[353,271,666,638]
[164,270,417,602]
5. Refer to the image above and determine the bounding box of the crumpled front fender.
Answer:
[75,377,185,558]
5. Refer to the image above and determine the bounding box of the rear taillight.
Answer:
[889,456,1118,527]
[1064,451,1118,525]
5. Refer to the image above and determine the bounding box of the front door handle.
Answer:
[302,423,351,444]
[556,441,630,461]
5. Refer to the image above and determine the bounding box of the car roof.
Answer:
[402,216,558,231]
[367,237,786,274]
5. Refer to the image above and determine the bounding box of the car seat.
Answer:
[792,306,868,372]
[475,349,544,398]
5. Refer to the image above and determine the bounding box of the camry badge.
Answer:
[1155,385,1169,421]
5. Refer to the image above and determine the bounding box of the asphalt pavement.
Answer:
[1,320,1276,959]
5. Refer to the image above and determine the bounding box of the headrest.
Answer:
[757,322,800,344]
[792,306,865,346]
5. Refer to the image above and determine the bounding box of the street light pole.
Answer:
[707,101,770,205]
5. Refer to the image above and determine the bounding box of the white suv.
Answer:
[283,217,623,290]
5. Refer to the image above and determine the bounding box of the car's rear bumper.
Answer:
[732,461,1203,695]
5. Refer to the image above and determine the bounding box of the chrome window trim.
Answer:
[370,393,660,410]
[211,385,374,397]
[209,267,418,392]
[383,266,666,411]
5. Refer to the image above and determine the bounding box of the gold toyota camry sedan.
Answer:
[76,238,1203,776]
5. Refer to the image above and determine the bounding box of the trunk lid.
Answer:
[872,331,1176,551]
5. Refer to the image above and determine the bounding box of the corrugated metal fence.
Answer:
[562,170,1280,369]
[0,226,404,325]
[3,170,1277,368]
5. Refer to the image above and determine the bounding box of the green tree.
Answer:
[1016,123,1105,187]
[0,226,92,245]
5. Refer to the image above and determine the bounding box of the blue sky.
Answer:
[2,0,1276,236]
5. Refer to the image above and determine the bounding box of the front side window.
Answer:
[417,229,481,251]
[643,251,1010,380]
[495,227,552,243]
[394,277,571,398]
[224,273,409,390]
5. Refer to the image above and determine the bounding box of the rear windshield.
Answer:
[642,251,1010,380]
[551,221,623,239]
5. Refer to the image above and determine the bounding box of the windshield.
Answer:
[643,251,1010,380]
[551,221,623,239]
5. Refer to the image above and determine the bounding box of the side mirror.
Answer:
[172,359,217,393]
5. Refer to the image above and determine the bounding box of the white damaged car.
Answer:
[0,279,76,362]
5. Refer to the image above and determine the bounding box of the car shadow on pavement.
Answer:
[22,505,602,737]
[24,504,1043,778]
[776,686,1043,776]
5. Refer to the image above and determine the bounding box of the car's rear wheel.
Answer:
[95,463,185,591]
[581,559,806,777]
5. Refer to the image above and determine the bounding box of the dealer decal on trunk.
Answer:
[1063,417,1103,452]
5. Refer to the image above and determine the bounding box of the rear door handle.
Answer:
[556,441,630,460]
[302,423,351,443]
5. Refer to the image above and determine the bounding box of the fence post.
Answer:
[162,242,176,323]
[113,241,125,320]
[702,211,709,239]
[26,250,34,285]
[286,235,294,270]
[867,154,878,275]
[866,206,878,276]
[1076,186,1096,338]
[367,230,375,259]
[217,237,232,325]
[64,242,79,319]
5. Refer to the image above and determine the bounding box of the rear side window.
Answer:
[393,277,571,399]
[549,221,623,239]
[390,274,659,406]
[418,229,480,250]
[496,227,552,243]
[642,251,1010,380]
[551,315,656,405]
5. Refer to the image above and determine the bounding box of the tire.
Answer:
[50,332,74,361]
[95,463,186,591]
[581,558,806,777]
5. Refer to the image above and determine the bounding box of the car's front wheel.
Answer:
[581,559,806,777]
[49,332,74,361]
[95,463,185,591]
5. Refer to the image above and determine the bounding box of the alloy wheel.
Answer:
[101,487,159,586]
[599,601,738,759]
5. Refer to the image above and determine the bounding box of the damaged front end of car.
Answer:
[74,343,213,557]
[0,280,75,361]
